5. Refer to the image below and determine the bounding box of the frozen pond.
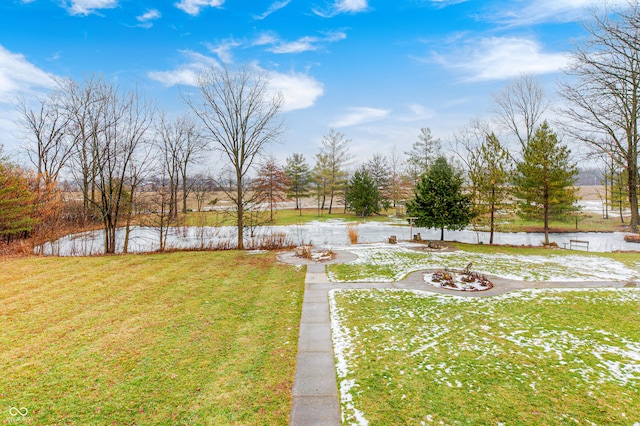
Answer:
[38,221,640,255]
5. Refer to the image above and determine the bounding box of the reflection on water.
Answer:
[38,221,639,256]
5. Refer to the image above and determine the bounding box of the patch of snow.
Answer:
[331,246,640,282]
[330,287,640,420]
[329,290,369,426]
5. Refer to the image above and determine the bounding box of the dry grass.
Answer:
[347,224,359,244]
[0,251,305,424]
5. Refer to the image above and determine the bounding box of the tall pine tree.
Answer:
[284,153,311,214]
[513,122,578,244]
[468,132,511,244]
[406,156,474,241]
[345,167,381,217]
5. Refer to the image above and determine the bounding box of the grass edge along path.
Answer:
[330,287,640,425]
[0,251,305,425]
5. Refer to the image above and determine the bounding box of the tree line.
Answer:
[2,3,640,252]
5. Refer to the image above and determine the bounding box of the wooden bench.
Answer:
[569,239,589,251]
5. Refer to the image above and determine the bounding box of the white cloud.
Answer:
[135,9,161,28]
[399,103,436,122]
[254,33,279,46]
[148,53,323,111]
[0,45,56,100]
[314,0,368,17]
[206,39,241,64]
[0,45,57,153]
[254,0,292,20]
[495,0,628,25]
[148,51,220,86]
[335,0,367,13]
[268,71,324,111]
[66,0,118,16]
[137,9,161,22]
[258,31,347,54]
[175,0,224,16]
[432,37,569,82]
[331,107,391,128]
[429,0,469,7]
[270,37,318,54]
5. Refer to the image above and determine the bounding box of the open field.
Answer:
[66,185,631,233]
[0,251,305,425]
[173,206,627,233]
[178,208,403,227]
[331,288,640,425]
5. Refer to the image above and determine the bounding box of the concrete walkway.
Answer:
[288,261,340,425]
[278,249,635,425]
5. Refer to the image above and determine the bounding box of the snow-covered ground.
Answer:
[328,244,640,282]
[330,288,640,425]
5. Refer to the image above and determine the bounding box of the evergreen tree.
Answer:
[316,129,353,214]
[404,127,441,183]
[0,155,37,242]
[312,153,331,212]
[365,153,392,210]
[406,156,474,241]
[610,167,629,224]
[345,167,381,217]
[513,122,578,244]
[468,132,512,244]
[284,153,311,214]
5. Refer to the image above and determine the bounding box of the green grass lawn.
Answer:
[178,208,404,227]
[158,206,628,233]
[330,288,640,425]
[493,211,627,233]
[327,244,640,282]
[0,251,305,425]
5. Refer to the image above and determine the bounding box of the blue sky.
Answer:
[0,0,618,164]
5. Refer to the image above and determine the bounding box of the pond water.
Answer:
[38,221,640,255]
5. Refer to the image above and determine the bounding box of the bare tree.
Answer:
[156,112,184,220]
[182,65,283,249]
[386,145,412,213]
[95,86,154,253]
[16,94,74,245]
[253,156,289,222]
[177,116,206,214]
[450,117,494,172]
[58,76,110,224]
[60,76,155,253]
[190,173,217,213]
[122,142,156,253]
[559,3,640,230]
[17,94,73,190]
[493,73,548,149]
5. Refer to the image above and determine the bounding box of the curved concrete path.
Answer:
[278,249,635,425]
